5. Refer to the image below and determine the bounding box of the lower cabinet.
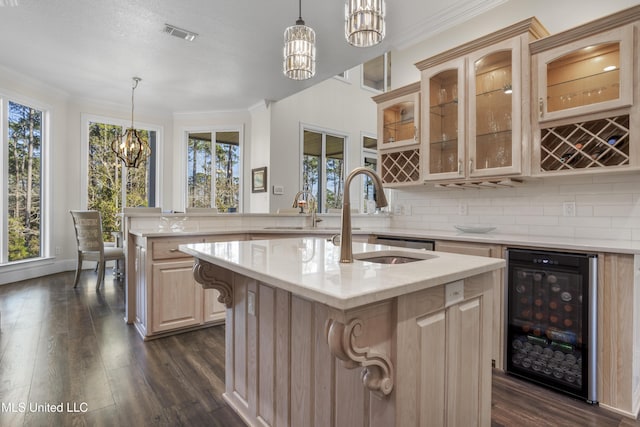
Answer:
[395,273,495,426]
[435,240,505,370]
[132,234,243,339]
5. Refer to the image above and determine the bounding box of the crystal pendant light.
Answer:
[283,0,316,80]
[345,0,386,47]
[111,77,151,168]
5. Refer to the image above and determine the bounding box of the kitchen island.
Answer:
[180,237,505,427]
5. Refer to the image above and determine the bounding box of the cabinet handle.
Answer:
[458,159,463,175]
[414,126,418,141]
[169,248,179,252]
[539,98,544,118]
[469,159,474,173]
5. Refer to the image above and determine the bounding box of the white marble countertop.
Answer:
[179,237,505,310]
[130,225,640,254]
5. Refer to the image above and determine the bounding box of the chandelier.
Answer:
[283,0,316,80]
[111,77,151,168]
[345,0,386,47]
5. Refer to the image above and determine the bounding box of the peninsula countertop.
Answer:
[179,237,505,310]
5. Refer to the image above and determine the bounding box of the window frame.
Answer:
[361,52,391,93]
[80,113,163,211]
[299,123,348,213]
[182,126,244,213]
[0,93,51,265]
[361,132,378,213]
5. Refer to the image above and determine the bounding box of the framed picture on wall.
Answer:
[252,167,267,193]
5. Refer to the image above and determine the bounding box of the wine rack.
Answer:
[380,148,421,184]
[539,114,629,172]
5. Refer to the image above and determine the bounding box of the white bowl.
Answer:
[454,225,496,234]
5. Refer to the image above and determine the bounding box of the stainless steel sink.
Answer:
[354,250,437,264]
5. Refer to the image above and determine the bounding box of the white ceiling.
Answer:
[0,0,506,113]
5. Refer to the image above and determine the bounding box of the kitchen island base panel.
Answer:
[196,261,494,427]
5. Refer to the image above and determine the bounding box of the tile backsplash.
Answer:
[389,172,640,241]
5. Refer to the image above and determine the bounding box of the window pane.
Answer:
[325,135,344,210]
[8,101,43,261]
[88,122,124,239]
[187,132,212,208]
[125,130,154,209]
[303,130,321,208]
[215,131,240,212]
[88,122,154,239]
[363,52,391,91]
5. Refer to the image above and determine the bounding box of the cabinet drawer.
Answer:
[151,238,201,260]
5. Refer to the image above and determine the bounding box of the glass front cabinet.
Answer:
[373,82,422,186]
[418,18,547,184]
[531,13,639,176]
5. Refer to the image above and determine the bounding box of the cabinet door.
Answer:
[436,241,505,370]
[446,297,485,426]
[151,260,203,333]
[468,37,522,178]
[135,245,148,333]
[378,91,420,149]
[535,26,633,122]
[203,289,226,323]
[422,57,466,181]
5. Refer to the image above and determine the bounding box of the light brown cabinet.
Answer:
[373,82,422,186]
[395,273,495,426]
[132,234,244,339]
[531,7,640,176]
[435,240,505,370]
[418,18,548,185]
[208,259,496,427]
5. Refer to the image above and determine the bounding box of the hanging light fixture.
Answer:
[345,0,386,47]
[283,0,316,80]
[111,77,150,168]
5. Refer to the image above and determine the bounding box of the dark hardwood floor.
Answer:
[0,269,638,426]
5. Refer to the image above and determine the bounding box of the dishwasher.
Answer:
[370,235,435,251]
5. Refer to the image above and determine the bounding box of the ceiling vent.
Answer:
[164,24,198,42]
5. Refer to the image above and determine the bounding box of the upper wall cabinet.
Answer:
[373,82,422,187]
[530,6,640,176]
[417,18,549,184]
[534,27,633,122]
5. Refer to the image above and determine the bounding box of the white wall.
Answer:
[249,101,271,213]
[269,69,378,213]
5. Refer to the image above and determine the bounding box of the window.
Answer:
[186,130,241,213]
[3,100,46,263]
[86,118,158,238]
[362,52,391,92]
[362,134,378,212]
[302,128,345,213]
[334,70,349,83]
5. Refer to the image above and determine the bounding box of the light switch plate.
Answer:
[445,280,464,307]
[273,185,284,195]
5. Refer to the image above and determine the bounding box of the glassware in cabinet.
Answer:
[468,38,523,178]
[423,59,465,180]
[374,82,421,149]
[533,25,634,123]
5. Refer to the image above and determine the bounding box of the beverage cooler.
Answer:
[505,249,598,403]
